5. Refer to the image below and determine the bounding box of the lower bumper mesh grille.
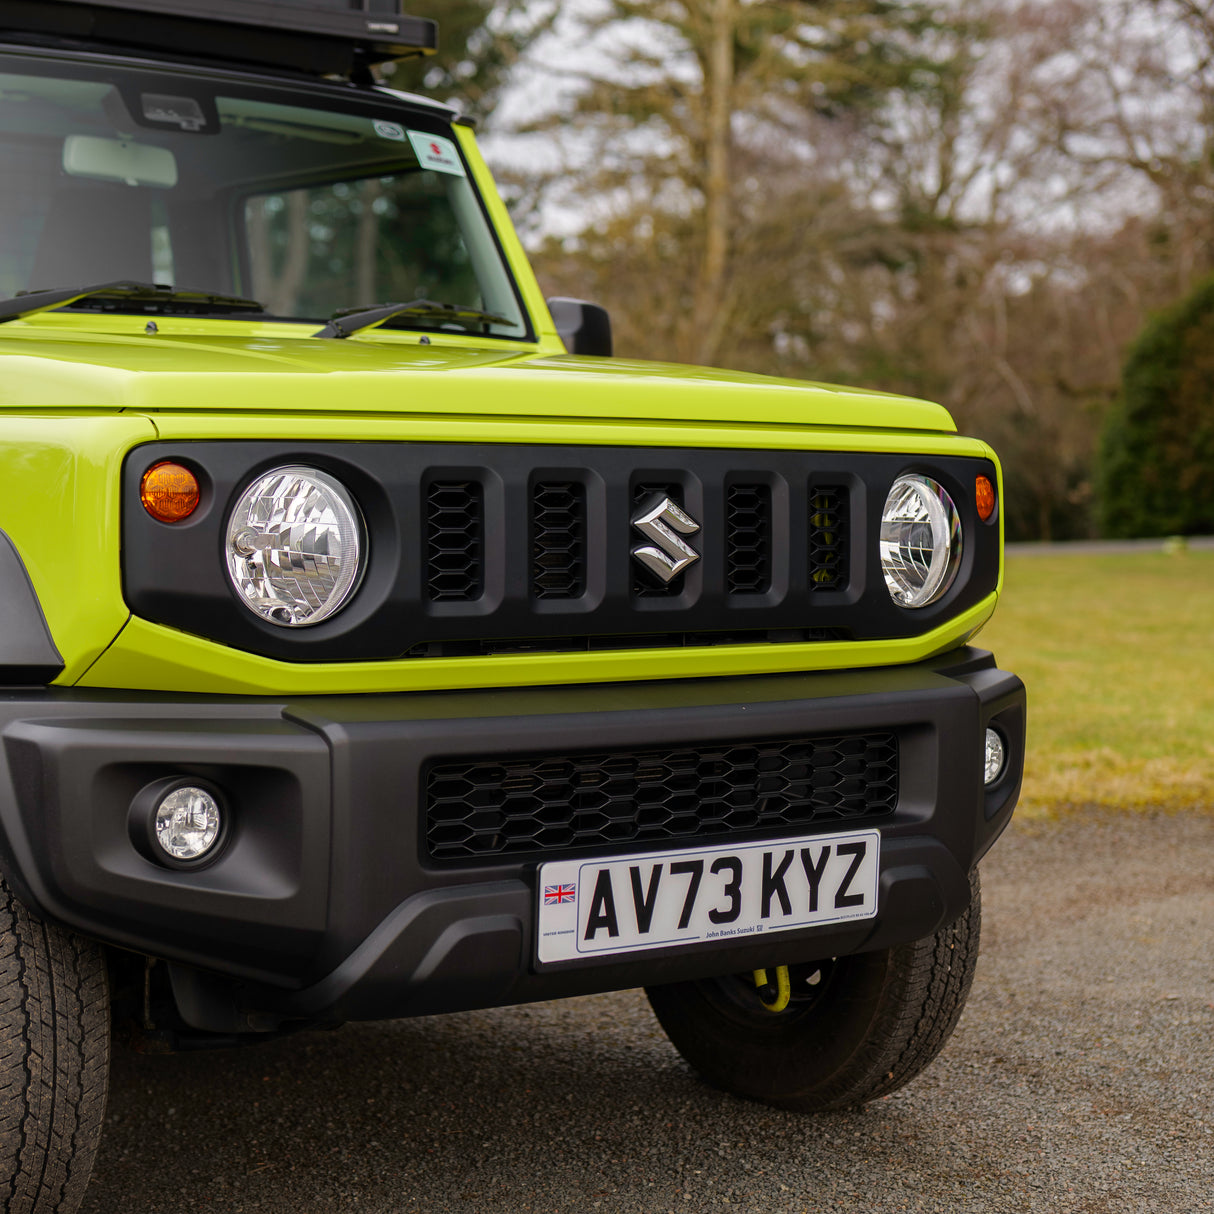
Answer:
[425,731,898,861]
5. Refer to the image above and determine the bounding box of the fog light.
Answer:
[984,728,1006,786]
[154,785,222,862]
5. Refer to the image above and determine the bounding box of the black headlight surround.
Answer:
[121,442,1001,663]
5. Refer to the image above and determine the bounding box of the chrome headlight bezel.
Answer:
[879,474,963,609]
[224,465,366,627]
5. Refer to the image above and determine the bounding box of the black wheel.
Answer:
[0,883,110,1214]
[646,871,981,1112]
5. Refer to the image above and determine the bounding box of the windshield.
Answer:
[0,53,529,338]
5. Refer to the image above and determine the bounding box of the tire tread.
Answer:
[0,887,109,1214]
[843,872,981,1106]
[646,870,982,1113]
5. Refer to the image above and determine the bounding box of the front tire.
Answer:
[0,884,110,1214]
[646,871,981,1112]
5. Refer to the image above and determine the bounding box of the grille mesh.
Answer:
[418,471,853,622]
[425,731,898,861]
[531,481,587,599]
[809,487,848,591]
[726,483,772,594]
[426,481,484,601]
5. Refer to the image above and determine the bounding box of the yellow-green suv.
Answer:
[0,3,1024,1209]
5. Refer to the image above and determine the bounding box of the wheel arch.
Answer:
[0,530,64,686]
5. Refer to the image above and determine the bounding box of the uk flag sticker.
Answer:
[544,883,576,905]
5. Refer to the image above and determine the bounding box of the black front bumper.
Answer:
[0,648,1024,1029]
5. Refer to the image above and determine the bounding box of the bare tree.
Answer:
[517,0,1214,538]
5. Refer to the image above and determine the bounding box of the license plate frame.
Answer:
[536,828,880,965]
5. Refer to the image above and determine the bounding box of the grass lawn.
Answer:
[977,547,1214,817]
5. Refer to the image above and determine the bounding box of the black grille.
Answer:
[425,731,898,861]
[426,481,483,601]
[809,486,847,591]
[125,441,1002,663]
[726,483,772,594]
[531,481,586,599]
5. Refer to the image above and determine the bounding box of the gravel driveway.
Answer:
[80,810,1213,1214]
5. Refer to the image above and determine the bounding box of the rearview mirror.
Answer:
[547,297,613,357]
[62,135,178,189]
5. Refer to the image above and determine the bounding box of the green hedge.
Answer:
[1098,273,1214,537]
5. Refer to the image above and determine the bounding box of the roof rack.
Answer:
[0,0,438,80]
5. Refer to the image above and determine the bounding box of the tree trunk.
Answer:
[356,180,383,305]
[269,191,311,317]
[689,0,735,367]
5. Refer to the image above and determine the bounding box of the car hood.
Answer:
[0,327,956,433]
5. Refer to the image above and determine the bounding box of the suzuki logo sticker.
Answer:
[631,495,701,583]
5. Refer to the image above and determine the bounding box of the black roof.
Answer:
[0,0,438,78]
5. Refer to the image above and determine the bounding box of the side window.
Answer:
[243,171,479,319]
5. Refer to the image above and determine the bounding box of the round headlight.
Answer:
[225,466,365,627]
[880,475,962,608]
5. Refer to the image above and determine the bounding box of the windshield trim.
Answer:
[0,38,459,119]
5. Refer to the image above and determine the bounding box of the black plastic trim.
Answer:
[0,648,1024,1025]
[547,297,613,357]
[0,39,457,116]
[0,0,438,77]
[0,531,64,686]
[122,442,1002,662]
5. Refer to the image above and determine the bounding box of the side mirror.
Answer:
[546,297,613,357]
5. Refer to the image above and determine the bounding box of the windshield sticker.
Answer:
[373,120,406,141]
[406,131,465,177]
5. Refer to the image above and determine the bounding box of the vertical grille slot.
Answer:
[726,483,772,595]
[426,480,484,601]
[808,486,848,591]
[631,481,684,597]
[531,481,587,599]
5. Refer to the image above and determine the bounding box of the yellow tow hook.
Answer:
[752,965,792,1012]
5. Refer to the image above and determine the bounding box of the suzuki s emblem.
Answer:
[631,495,701,583]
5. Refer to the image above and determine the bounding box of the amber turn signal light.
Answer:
[141,461,200,523]
[975,475,996,522]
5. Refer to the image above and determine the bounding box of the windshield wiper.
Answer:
[315,298,517,339]
[0,281,266,325]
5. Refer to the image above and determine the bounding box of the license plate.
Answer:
[536,829,880,964]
